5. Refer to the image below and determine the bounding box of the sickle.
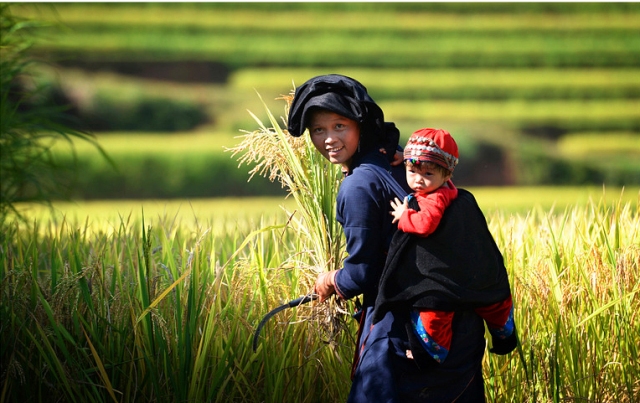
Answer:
[252,294,318,352]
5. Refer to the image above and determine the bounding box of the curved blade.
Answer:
[252,294,317,352]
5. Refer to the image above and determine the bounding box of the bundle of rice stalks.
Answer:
[228,90,352,345]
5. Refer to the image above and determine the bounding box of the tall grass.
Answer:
[485,196,639,402]
[2,190,637,402]
[1,94,355,402]
[1,97,638,402]
[380,99,640,132]
[0,211,352,402]
[231,68,640,102]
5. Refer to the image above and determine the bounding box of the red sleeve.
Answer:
[475,295,513,328]
[398,180,458,237]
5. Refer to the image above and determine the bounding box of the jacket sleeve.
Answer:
[333,172,390,301]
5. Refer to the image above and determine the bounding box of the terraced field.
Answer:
[10,2,640,197]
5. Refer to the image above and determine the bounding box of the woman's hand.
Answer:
[314,270,338,302]
[390,196,408,224]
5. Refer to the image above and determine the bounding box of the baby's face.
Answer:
[405,163,450,195]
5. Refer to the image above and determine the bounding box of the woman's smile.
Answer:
[307,109,360,169]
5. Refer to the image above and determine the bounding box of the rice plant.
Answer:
[484,195,640,402]
[1,93,356,403]
[0,211,351,402]
[227,90,357,357]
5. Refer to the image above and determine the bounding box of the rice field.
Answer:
[16,3,640,69]
[13,185,639,221]
[2,187,638,402]
[2,102,639,402]
[2,4,639,401]
[16,3,640,31]
[11,2,639,198]
[231,68,640,101]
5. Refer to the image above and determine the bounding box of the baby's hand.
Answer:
[390,197,408,224]
[379,148,404,166]
[390,149,404,166]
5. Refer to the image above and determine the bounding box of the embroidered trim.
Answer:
[410,310,449,363]
[404,136,458,172]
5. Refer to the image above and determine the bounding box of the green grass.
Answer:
[30,29,640,68]
[35,64,640,136]
[230,68,640,101]
[15,186,639,223]
[557,132,640,156]
[3,188,639,402]
[381,99,640,132]
[42,131,288,199]
[50,132,238,155]
[41,127,640,199]
[15,2,639,192]
[4,1,639,206]
[13,4,640,68]
[15,3,640,31]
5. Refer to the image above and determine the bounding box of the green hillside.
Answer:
[8,2,640,198]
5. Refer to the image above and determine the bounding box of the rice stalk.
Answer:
[486,192,639,402]
[228,91,350,337]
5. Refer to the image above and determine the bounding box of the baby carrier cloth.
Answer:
[372,188,512,324]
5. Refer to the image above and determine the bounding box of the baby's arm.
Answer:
[390,196,409,224]
[397,190,452,237]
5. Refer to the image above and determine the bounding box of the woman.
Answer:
[287,74,487,403]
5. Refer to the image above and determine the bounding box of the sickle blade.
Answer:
[252,294,317,352]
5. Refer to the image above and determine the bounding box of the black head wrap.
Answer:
[287,74,396,156]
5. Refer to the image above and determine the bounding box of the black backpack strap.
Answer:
[360,164,408,201]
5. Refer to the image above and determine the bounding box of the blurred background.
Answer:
[7,2,640,200]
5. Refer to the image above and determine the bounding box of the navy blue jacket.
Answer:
[334,151,403,306]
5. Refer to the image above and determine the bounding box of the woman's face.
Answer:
[308,109,360,168]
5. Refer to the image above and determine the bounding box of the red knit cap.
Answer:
[403,128,459,172]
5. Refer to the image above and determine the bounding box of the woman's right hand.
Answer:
[314,270,338,302]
